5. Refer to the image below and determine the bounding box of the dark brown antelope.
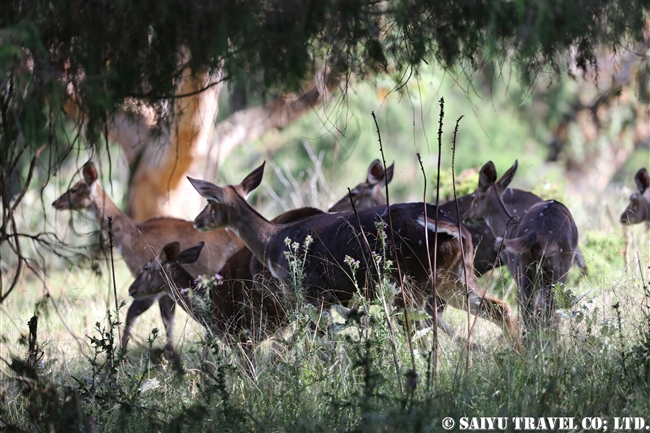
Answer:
[463,160,579,332]
[440,192,586,276]
[188,163,520,344]
[620,168,650,225]
[217,162,458,340]
[128,241,288,343]
[52,162,245,355]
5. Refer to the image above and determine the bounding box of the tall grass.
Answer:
[1,204,648,431]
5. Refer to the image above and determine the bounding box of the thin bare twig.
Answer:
[0,215,23,304]
[417,153,438,387]
[8,144,47,216]
[431,98,444,374]
[372,111,416,381]
[345,186,404,394]
[449,116,473,373]
[107,217,122,348]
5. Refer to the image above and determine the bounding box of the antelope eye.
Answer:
[70,187,78,193]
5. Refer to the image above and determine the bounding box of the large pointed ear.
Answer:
[82,162,98,185]
[159,242,181,265]
[177,241,204,265]
[187,177,224,202]
[366,159,385,186]
[495,160,518,192]
[477,161,497,191]
[239,162,265,197]
[384,162,394,186]
[635,168,649,193]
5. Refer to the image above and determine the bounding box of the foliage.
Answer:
[2,1,649,142]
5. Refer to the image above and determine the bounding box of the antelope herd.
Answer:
[52,160,649,355]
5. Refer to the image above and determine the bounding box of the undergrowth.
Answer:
[1,224,649,432]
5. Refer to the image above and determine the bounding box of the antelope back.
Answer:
[504,201,579,259]
[328,159,394,212]
[264,203,477,307]
[620,168,650,225]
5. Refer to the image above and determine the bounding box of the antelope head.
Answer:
[463,160,519,228]
[328,159,394,212]
[52,162,99,210]
[188,162,265,233]
[620,168,650,225]
[128,241,204,299]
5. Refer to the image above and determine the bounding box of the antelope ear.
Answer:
[366,159,385,186]
[82,162,98,185]
[187,177,224,202]
[177,241,204,265]
[239,162,265,197]
[496,160,518,192]
[159,242,181,265]
[478,161,497,191]
[635,168,649,193]
[384,162,395,185]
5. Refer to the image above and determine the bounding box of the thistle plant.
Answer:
[283,235,313,312]
[372,220,396,301]
[344,255,363,299]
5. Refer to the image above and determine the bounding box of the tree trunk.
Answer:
[64,70,338,221]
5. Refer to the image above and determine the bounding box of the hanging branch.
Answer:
[0,144,46,305]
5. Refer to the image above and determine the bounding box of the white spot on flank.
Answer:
[416,216,458,238]
[539,212,544,217]
[513,209,518,213]
[418,240,422,246]
[267,259,280,279]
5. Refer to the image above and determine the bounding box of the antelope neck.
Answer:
[89,185,135,241]
[495,187,514,220]
[484,186,515,237]
[229,193,280,262]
